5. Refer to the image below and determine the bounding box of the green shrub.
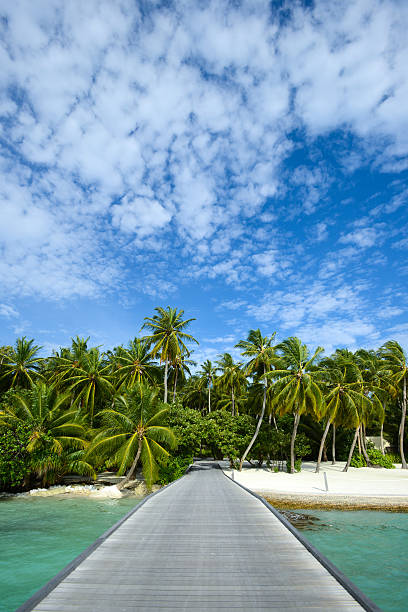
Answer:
[168,404,204,456]
[350,453,366,468]
[368,448,395,468]
[0,422,31,490]
[286,458,302,472]
[158,455,193,485]
[204,412,255,466]
[351,447,396,469]
[385,452,401,464]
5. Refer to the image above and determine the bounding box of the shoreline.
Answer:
[0,481,158,500]
[222,460,408,511]
[261,491,408,511]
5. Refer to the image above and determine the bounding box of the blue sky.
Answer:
[0,0,407,365]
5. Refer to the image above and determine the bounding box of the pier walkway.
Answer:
[19,464,380,611]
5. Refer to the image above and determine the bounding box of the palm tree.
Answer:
[379,341,408,469]
[170,350,196,402]
[87,384,177,488]
[198,360,217,414]
[142,307,198,403]
[315,359,380,472]
[215,388,248,415]
[57,348,115,426]
[181,374,207,412]
[355,348,390,456]
[235,329,277,470]
[215,353,246,416]
[315,350,359,470]
[49,336,90,391]
[267,337,324,474]
[0,345,13,393]
[110,338,158,390]
[0,337,43,389]
[0,383,91,485]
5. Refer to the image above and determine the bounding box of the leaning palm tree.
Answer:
[266,337,324,474]
[355,348,390,456]
[87,384,177,489]
[379,341,408,469]
[340,390,379,472]
[0,383,90,485]
[235,329,277,471]
[0,337,43,389]
[315,350,360,470]
[141,307,198,403]
[315,361,381,472]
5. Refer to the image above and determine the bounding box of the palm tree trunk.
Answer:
[117,439,143,490]
[343,426,360,472]
[400,376,407,469]
[239,365,267,471]
[315,419,331,472]
[290,411,301,474]
[380,421,385,456]
[231,387,235,416]
[357,428,362,455]
[172,368,178,403]
[208,385,211,414]
[360,424,372,467]
[331,425,336,465]
[163,359,168,403]
[90,385,95,428]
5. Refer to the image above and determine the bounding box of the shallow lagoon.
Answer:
[0,495,141,612]
[1,496,407,612]
[289,509,408,612]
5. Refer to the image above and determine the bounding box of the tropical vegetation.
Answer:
[0,308,407,492]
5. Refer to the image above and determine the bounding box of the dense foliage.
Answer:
[0,421,31,490]
[0,306,406,491]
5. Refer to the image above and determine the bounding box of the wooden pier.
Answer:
[18,464,381,611]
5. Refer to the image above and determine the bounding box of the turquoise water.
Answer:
[0,495,141,612]
[1,498,406,612]
[293,510,408,612]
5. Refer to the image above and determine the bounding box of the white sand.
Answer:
[223,461,408,501]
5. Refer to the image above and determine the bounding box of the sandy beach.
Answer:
[222,461,408,510]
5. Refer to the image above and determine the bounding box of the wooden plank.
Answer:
[20,466,380,611]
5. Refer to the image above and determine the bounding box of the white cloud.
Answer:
[289,166,331,214]
[203,335,236,344]
[339,227,379,248]
[378,306,404,319]
[393,238,408,250]
[0,164,122,300]
[246,281,380,352]
[314,222,329,242]
[296,319,379,355]
[280,0,408,164]
[217,299,248,311]
[0,304,18,318]
[253,250,279,277]
[111,196,172,237]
